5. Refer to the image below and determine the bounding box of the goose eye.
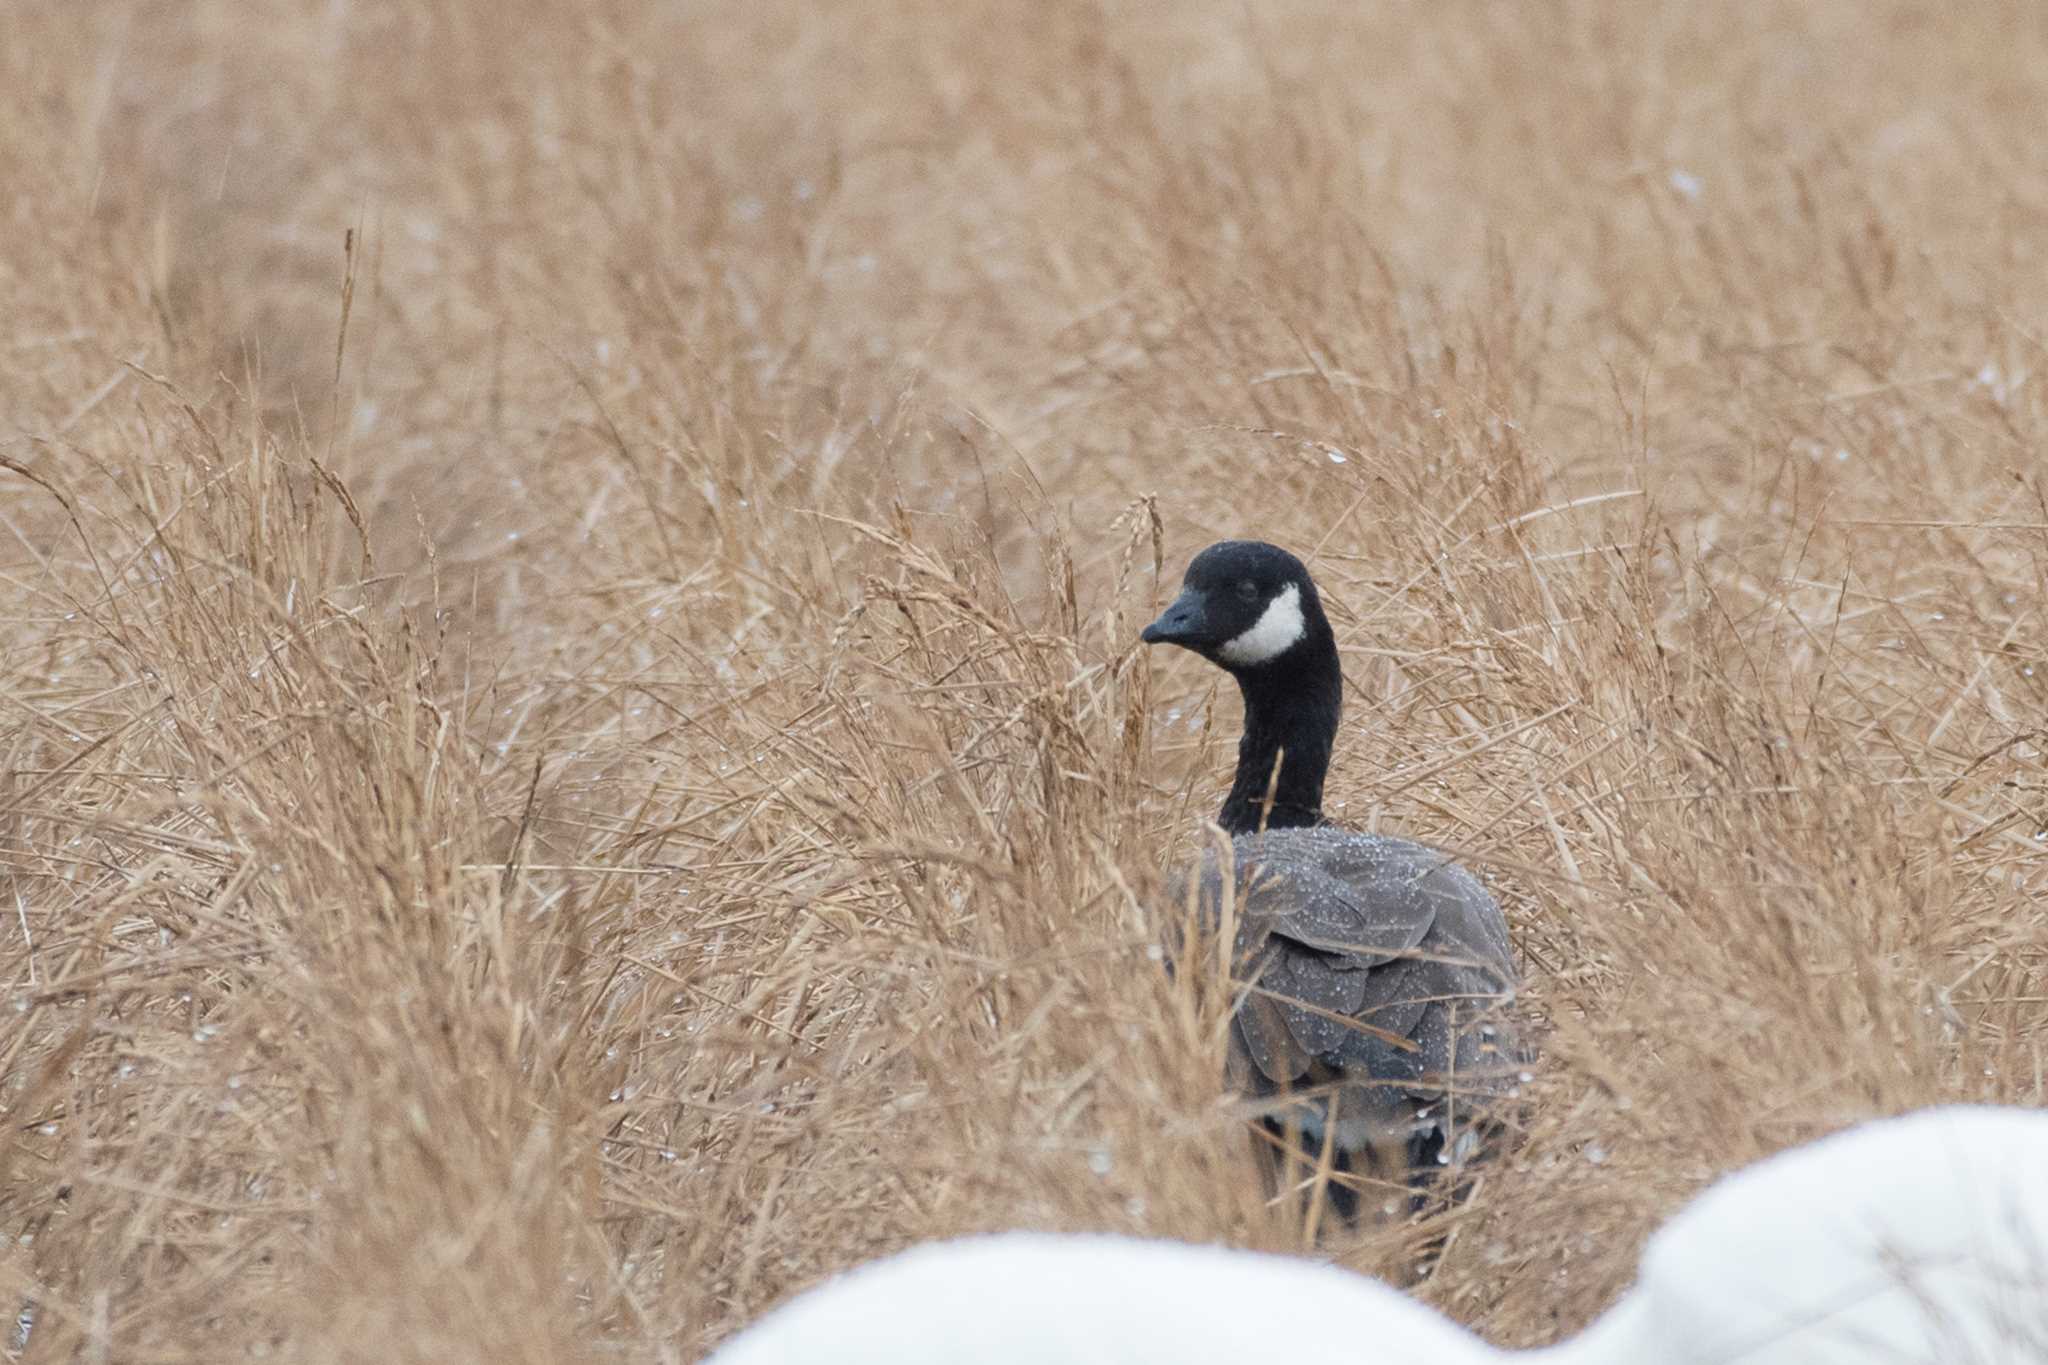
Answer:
[1235,580,1260,602]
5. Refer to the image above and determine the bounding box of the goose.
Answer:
[705,1105,2048,1364]
[1139,540,1522,1210]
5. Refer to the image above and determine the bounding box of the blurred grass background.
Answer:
[3,2,2045,1360]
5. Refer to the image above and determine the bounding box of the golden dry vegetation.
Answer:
[4,2,2047,1361]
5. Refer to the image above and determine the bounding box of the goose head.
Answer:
[1141,540,1326,673]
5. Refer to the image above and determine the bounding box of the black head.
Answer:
[1141,540,1322,672]
[1142,540,1341,833]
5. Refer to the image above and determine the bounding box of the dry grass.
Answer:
[4,1,2047,1360]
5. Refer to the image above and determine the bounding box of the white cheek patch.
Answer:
[1218,583,1305,665]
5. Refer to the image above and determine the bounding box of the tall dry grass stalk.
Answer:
[4,1,2046,1360]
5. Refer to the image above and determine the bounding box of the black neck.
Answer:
[1217,628,1342,835]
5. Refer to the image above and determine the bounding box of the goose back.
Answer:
[1171,825,1524,1161]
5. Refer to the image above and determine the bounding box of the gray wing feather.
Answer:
[1234,849,1437,966]
[1327,955,1435,1077]
[1168,825,1524,1157]
[1233,992,1310,1083]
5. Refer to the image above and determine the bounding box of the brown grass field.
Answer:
[4,2,2047,1360]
